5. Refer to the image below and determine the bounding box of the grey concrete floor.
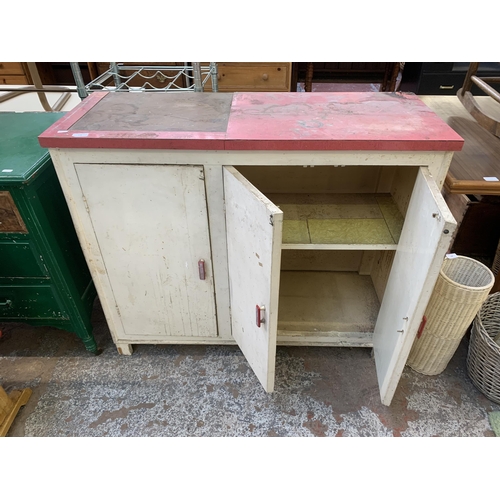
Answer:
[1,299,499,437]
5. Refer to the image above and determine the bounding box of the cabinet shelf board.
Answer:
[278,270,380,335]
[277,331,373,347]
[268,193,403,249]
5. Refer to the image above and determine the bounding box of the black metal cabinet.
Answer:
[401,62,500,96]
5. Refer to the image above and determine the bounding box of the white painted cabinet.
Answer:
[41,91,463,405]
[75,163,217,354]
[223,164,455,404]
[47,149,457,406]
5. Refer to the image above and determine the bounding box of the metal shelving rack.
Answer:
[70,62,218,99]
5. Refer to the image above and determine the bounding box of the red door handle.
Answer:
[256,305,266,327]
[198,259,206,280]
[417,316,427,339]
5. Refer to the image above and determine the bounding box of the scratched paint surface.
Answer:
[1,303,498,437]
[225,92,464,151]
[39,92,464,151]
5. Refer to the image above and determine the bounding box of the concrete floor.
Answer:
[1,298,499,437]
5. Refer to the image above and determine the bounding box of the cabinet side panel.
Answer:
[76,164,217,340]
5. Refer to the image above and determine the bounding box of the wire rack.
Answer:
[71,63,218,98]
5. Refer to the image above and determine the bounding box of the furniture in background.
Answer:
[202,63,292,91]
[0,63,72,112]
[291,62,400,92]
[39,91,463,406]
[0,112,98,353]
[458,62,500,138]
[85,63,291,93]
[420,95,500,268]
[401,63,500,96]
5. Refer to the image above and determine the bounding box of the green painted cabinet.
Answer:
[0,112,98,353]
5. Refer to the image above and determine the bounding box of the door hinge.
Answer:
[199,169,205,180]
[269,215,274,226]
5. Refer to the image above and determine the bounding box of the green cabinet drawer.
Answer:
[0,283,66,320]
[0,241,49,277]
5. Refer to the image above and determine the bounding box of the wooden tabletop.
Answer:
[38,91,464,152]
[420,95,500,195]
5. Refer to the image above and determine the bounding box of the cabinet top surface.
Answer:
[1,112,65,182]
[38,92,464,152]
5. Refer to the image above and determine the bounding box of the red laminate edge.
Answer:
[38,91,465,153]
[38,92,108,147]
[224,139,464,151]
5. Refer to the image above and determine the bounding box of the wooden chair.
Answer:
[458,62,500,138]
[302,62,401,92]
[0,62,72,111]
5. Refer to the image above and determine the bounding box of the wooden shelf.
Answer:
[268,193,404,249]
[277,270,379,343]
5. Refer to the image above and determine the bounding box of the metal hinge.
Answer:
[269,215,274,226]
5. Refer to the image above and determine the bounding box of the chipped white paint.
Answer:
[48,145,456,405]
[76,163,217,342]
[224,166,283,392]
[374,168,456,406]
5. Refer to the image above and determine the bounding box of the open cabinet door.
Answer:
[374,167,456,406]
[223,166,283,392]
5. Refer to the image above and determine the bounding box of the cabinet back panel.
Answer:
[236,166,381,193]
[235,165,415,196]
[280,249,363,272]
[278,271,380,333]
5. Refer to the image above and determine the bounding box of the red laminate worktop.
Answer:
[38,91,464,152]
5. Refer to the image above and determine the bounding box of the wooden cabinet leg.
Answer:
[116,343,133,355]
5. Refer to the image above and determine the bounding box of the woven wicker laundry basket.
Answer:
[467,292,500,404]
[407,256,494,376]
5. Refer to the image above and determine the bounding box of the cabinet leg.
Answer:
[81,335,100,355]
[116,343,133,355]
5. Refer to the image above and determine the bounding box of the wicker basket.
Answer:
[467,292,500,404]
[492,238,500,277]
[407,256,494,376]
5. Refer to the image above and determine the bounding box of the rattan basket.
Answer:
[467,292,500,404]
[492,238,500,277]
[407,256,495,376]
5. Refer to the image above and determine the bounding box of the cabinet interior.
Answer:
[234,165,419,343]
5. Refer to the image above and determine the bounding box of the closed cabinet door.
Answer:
[76,164,217,340]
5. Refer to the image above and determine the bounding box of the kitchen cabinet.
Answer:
[39,91,463,405]
[0,112,98,352]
